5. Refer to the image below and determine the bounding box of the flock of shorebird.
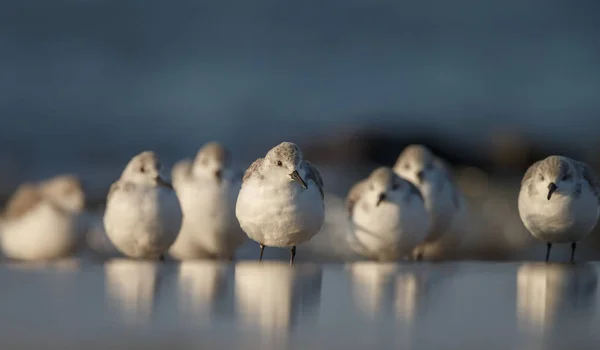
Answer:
[0,141,598,264]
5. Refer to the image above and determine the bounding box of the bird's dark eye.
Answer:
[539,174,544,181]
[404,163,410,170]
[277,161,282,167]
[140,167,146,173]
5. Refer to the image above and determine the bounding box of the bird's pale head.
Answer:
[367,167,422,206]
[532,156,577,200]
[264,142,307,189]
[393,144,443,186]
[192,142,231,182]
[40,174,86,212]
[122,151,172,189]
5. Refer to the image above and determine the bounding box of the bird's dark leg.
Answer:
[415,248,424,261]
[571,242,577,263]
[545,242,552,262]
[259,244,265,262]
[290,246,296,265]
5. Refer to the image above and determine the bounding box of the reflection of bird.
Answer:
[170,142,246,260]
[348,262,433,323]
[236,142,324,264]
[516,263,598,334]
[1,175,86,261]
[104,259,163,325]
[346,167,430,261]
[394,271,421,323]
[348,262,444,349]
[104,151,182,260]
[518,156,600,262]
[234,262,323,345]
[348,263,400,319]
[393,144,470,260]
[177,261,231,324]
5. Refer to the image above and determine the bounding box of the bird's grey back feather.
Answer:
[521,160,543,187]
[304,160,324,199]
[2,183,44,219]
[242,158,264,184]
[575,160,600,203]
[346,179,368,216]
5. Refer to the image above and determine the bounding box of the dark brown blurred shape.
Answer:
[302,122,481,169]
[487,128,532,170]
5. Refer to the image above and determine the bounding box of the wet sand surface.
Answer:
[0,260,597,350]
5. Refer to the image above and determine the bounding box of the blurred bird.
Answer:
[346,167,430,261]
[103,151,182,260]
[1,174,86,260]
[169,142,246,260]
[518,156,599,262]
[393,144,469,260]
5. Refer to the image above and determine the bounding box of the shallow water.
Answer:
[0,260,597,349]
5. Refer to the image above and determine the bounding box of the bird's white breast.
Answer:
[350,194,430,261]
[518,184,599,243]
[236,176,324,248]
[1,202,83,260]
[171,178,245,259]
[104,184,182,258]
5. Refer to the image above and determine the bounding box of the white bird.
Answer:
[518,156,599,262]
[393,144,468,260]
[346,167,430,261]
[235,142,324,264]
[0,174,86,261]
[103,151,182,260]
[169,142,246,260]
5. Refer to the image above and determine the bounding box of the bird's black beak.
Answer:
[156,176,173,190]
[215,169,223,184]
[290,170,307,189]
[417,170,425,184]
[376,193,386,206]
[547,182,557,200]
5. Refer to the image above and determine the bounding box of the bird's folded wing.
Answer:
[3,182,44,219]
[346,179,368,216]
[434,157,454,181]
[521,160,542,187]
[304,160,324,199]
[242,158,264,184]
[106,182,121,203]
[576,161,600,202]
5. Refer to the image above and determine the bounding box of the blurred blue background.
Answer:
[0,0,599,203]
